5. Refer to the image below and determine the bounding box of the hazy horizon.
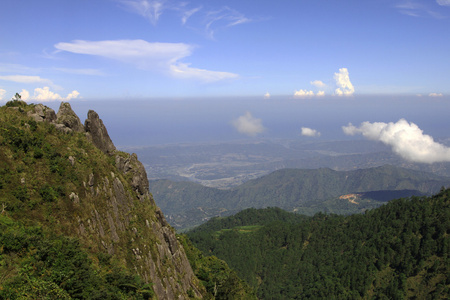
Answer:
[35,95,450,156]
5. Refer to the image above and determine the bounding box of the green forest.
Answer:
[187,191,450,299]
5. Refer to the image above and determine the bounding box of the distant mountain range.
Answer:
[149,165,450,229]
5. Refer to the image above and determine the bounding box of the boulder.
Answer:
[27,104,57,123]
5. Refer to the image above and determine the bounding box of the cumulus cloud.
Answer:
[264,92,270,99]
[0,89,6,100]
[301,127,321,137]
[310,80,326,88]
[20,89,30,100]
[429,92,443,97]
[20,87,80,102]
[334,68,354,96]
[231,112,265,137]
[342,119,450,163]
[55,39,238,82]
[294,89,315,98]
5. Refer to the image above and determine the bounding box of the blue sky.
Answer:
[0,0,449,100]
[2,0,450,164]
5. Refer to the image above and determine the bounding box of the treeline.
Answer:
[187,190,450,299]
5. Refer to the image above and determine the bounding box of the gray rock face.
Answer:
[116,153,152,202]
[85,110,116,155]
[27,104,57,123]
[56,102,84,132]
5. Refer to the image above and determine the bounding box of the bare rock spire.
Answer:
[85,110,116,155]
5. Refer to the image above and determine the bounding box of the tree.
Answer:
[12,93,21,101]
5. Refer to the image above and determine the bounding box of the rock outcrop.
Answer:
[27,104,57,123]
[56,102,85,132]
[85,110,116,155]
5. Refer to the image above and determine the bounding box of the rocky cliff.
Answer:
[3,101,204,299]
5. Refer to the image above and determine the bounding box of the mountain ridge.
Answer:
[0,100,205,299]
[150,165,450,229]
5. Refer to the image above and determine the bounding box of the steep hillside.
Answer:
[187,191,450,299]
[0,100,205,299]
[150,166,450,229]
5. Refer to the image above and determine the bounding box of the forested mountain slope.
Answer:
[0,100,254,299]
[187,191,450,299]
[150,165,450,229]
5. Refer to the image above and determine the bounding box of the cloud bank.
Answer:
[0,89,5,100]
[55,39,238,82]
[301,127,321,137]
[231,112,265,137]
[20,87,80,102]
[342,119,450,163]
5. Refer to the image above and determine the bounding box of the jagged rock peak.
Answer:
[56,102,85,132]
[85,110,116,155]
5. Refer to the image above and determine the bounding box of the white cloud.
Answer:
[429,92,443,97]
[342,119,450,163]
[55,39,191,66]
[0,75,53,85]
[334,68,354,96]
[310,80,326,88]
[316,91,325,96]
[55,39,237,82]
[264,92,270,99]
[301,127,321,137]
[437,0,450,6]
[203,7,251,39]
[20,89,30,100]
[169,62,238,82]
[118,0,166,25]
[0,89,6,100]
[20,87,80,102]
[231,112,265,137]
[294,89,315,98]
[118,1,251,39]
[396,1,447,18]
[181,6,202,25]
